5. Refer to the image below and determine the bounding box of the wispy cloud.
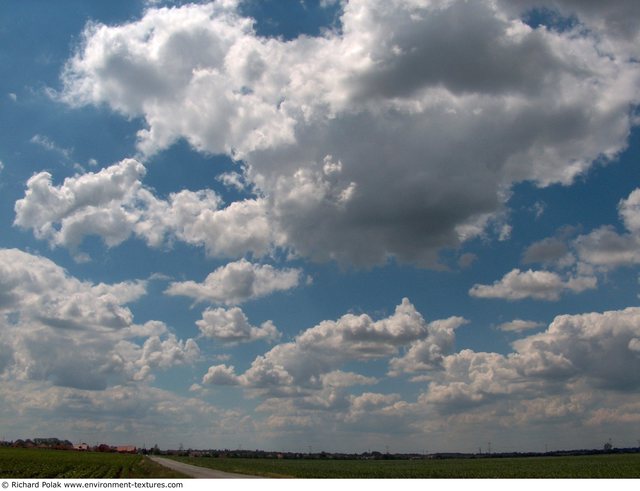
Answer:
[30,134,72,161]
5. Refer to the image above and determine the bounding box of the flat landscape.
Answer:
[3,448,640,478]
[0,448,186,478]
[167,453,640,478]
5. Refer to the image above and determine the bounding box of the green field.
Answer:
[0,448,186,478]
[169,453,640,478]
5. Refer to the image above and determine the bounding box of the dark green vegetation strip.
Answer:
[0,448,186,478]
[169,454,640,478]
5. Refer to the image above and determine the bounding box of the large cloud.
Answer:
[14,159,147,250]
[511,308,640,389]
[203,298,464,397]
[0,248,198,389]
[419,306,640,415]
[55,0,640,267]
[14,159,276,259]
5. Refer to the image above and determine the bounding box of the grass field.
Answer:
[168,453,640,478]
[0,448,186,478]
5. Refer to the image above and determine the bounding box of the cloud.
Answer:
[196,306,280,343]
[469,268,596,301]
[57,0,640,267]
[496,319,544,332]
[204,298,454,397]
[501,0,640,57]
[0,340,12,375]
[498,224,513,242]
[319,370,378,388]
[419,349,533,410]
[347,392,402,421]
[522,237,569,265]
[118,334,200,382]
[457,253,477,269]
[202,364,241,386]
[14,159,276,259]
[417,305,640,418]
[531,201,546,219]
[619,188,640,234]
[216,171,247,191]
[291,298,431,359]
[515,188,640,276]
[14,159,148,250]
[511,307,640,390]
[574,227,640,270]
[0,248,198,389]
[164,193,277,258]
[165,259,303,305]
[30,135,73,161]
[388,316,468,376]
[574,189,640,271]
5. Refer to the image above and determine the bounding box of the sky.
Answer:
[1,0,640,454]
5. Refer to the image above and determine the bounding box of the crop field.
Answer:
[169,453,640,478]
[0,448,186,478]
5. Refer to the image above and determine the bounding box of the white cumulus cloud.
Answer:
[165,259,303,305]
[203,298,455,399]
[469,268,596,301]
[0,248,198,390]
[14,159,276,259]
[196,306,280,343]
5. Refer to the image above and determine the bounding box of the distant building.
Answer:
[73,443,89,451]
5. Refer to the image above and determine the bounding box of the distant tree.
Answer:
[604,442,613,452]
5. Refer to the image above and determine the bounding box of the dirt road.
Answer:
[148,456,262,478]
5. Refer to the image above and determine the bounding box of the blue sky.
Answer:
[1,0,640,453]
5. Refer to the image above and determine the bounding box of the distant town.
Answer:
[1,438,137,454]
[2,437,640,461]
